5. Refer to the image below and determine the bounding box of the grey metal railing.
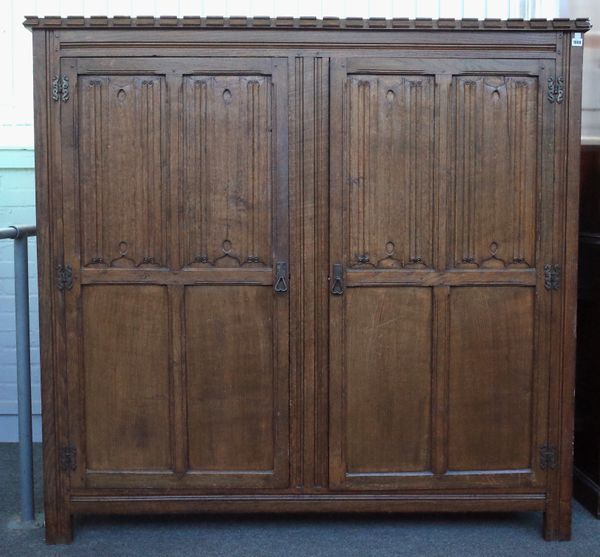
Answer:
[0,225,37,524]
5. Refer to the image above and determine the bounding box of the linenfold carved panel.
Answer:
[182,75,273,268]
[345,75,434,269]
[78,76,167,268]
[453,75,538,269]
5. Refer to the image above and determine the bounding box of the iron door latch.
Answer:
[274,261,288,293]
[330,264,344,295]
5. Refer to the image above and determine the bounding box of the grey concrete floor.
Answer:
[1,443,600,556]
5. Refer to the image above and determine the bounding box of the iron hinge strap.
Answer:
[540,444,557,470]
[51,75,69,102]
[544,263,561,291]
[547,76,565,104]
[56,264,73,291]
[59,445,77,472]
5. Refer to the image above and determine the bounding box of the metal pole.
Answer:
[12,226,34,523]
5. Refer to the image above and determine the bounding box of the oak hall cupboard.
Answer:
[24,15,589,543]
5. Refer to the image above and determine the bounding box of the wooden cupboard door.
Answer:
[328,59,437,489]
[58,57,290,489]
[178,59,289,489]
[328,57,555,490]
[444,64,553,484]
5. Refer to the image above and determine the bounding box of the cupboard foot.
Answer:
[543,502,572,541]
[44,509,73,544]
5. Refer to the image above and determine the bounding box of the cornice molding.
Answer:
[23,16,592,32]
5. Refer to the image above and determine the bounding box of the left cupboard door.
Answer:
[55,57,291,490]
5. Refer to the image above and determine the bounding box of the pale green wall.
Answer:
[0,148,41,442]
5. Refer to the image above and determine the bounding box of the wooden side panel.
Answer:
[453,76,538,269]
[182,75,272,268]
[346,75,434,269]
[344,287,432,473]
[448,287,534,470]
[185,286,276,472]
[83,285,171,471]
[78,76,167,268]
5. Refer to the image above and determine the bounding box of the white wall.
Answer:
[0,0,562,442]
[0,0,561,149]
[562,0,600,142]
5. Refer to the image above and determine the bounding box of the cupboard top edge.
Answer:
[23,16,591,32]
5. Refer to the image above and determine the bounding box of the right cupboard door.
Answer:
[328,57,557,491]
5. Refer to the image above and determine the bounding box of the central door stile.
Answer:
[313,55,331,490]
[167,71,187,477]
[292,54,331,491]
[431,73,452,478]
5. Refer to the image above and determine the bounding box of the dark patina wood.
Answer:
[25,16,588,544]
[574,144,600,517]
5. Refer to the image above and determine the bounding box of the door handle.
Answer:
[274,261,288,293]
[331,263,344,295]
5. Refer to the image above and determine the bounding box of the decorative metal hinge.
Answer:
[544,264,561,291]
[56,264,73,291]
[547,76,564,104]
[51,75,69,102]
[540,444,557,470]
[59,445,77,472]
